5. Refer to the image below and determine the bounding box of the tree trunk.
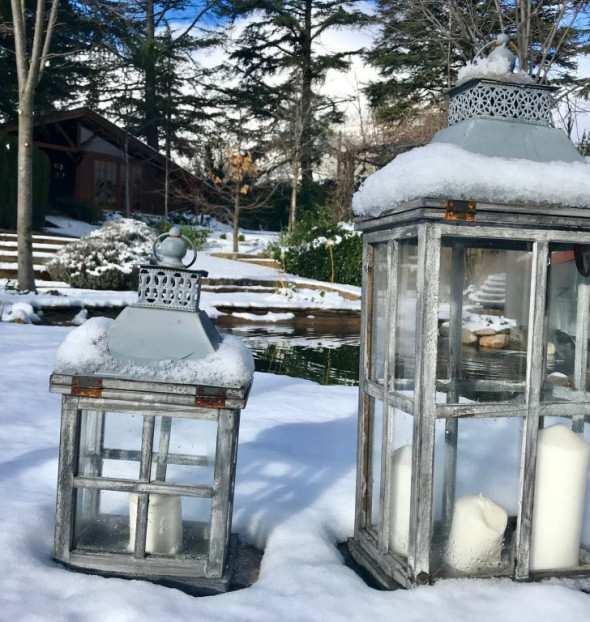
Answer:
[288,157,299,234]
[299,0,314,191]
[232,189,240,253]
[17,94,37,292]
[144,0,159,150]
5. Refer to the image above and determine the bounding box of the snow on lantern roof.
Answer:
[55,317,255,388]
[353,37,590,220]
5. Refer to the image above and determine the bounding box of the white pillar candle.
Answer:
[128,494,183,555]
[389,445,412,557]
[446,495,508,573]
[530,423,590,571]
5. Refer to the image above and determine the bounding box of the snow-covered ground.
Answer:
[1,322,590,620]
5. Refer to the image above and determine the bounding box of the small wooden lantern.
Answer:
[50,227,253,594]
[349,58,590,587]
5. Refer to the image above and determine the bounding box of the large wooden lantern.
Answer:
[349,47,590,588]
[50,227,253,594]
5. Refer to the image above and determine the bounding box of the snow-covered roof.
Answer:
[352,142,590,218]
[353,73,590,220]
[55,317,254,388]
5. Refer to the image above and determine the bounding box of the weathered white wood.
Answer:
[363,225,419,244]
[54,396,79,563]
[573,280,590,434]
[355,238,372,536]
[206,409,239,578]
[356,197,590,233]
[101,448,210,467]
[515,241,549,580]
[133,415,155,558]
[437,402,528,418]
[68,550,207,577]
[73,476,214,498]
[50,373,249,400]
[73,398,220,420]
[408,224,441,582]
[436,378,526,393]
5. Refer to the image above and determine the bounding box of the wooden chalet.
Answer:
[0,108,200,216]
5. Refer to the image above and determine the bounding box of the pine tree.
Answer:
[91,0,222,154]
[221,0,371,227]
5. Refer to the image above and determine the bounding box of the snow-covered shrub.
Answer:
[46,219,154,290]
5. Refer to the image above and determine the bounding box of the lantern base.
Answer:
[345,538,407,590]
[54,534,245,596]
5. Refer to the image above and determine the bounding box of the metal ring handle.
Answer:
[152,229,197,268]
[181,233,197,268]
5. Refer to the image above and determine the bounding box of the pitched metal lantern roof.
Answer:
[107,227,222,363]
[432,78,583,164]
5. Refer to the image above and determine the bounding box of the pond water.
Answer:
[222,324,361,387]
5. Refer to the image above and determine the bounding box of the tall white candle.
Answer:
[446,495,508,573]
[530,423,590,571]
[389,445,412,557]
[128,494,183,555]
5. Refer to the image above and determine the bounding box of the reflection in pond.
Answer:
[221,324,360,387]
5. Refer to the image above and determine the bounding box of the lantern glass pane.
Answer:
[529,416,590,572]
[542,244,590,401]
[437,238,532,404]
[431,415,522,576]
[77,411,142,480]
[178,496,213,557]
[387,405,414,558]
[73,489,131,553]
[151,416,217,485]
[370,243,388,384]
[369,398,384,531]
[392,239,418,393]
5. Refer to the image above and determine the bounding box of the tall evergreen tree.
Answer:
[90,0,222,153]
[221,0,370,226]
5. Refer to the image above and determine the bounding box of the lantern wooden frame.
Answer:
[50,372,250,594]
[349,198,590,588]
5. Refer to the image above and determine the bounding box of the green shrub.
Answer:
[155,221,209,251]
[46,218,154,290]
[270,223,362,286]
[219,233,227,240]
[0,131,49,231]
[53,197,103,224]
[238,233,246,242]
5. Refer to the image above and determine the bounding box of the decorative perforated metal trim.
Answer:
[449,80,553,126]
[136,266,207,311]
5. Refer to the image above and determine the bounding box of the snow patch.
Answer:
[457,56,533,86]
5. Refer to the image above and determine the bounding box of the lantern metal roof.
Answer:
[432,78,583,164]
[107,227,222,363]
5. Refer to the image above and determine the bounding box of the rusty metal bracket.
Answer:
[195,388,226,408]
[445,200,476,221]
[71,376,103,397]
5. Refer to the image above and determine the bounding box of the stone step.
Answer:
[0,232,76,245]
[209,252,281,270]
